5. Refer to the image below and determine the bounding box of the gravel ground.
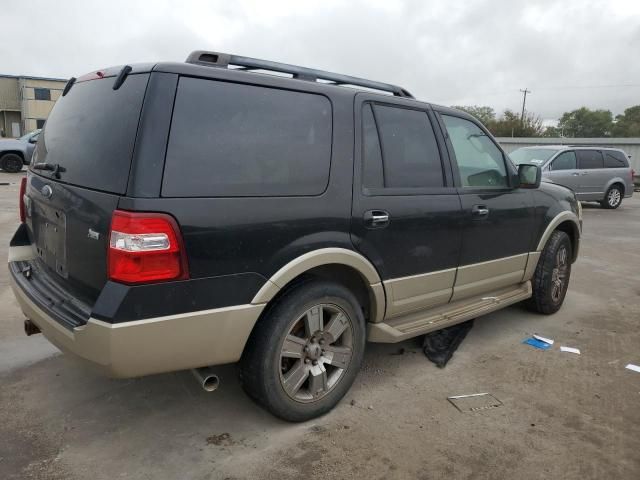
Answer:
[1,169,639,480]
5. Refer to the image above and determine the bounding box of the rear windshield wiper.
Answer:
[33,162,66,178]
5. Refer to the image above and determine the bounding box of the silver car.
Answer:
[0,129,41,173]
[510,146,635,209]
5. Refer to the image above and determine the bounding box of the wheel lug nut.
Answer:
[303,346,309,353]
[319,339,325,345]
[304,358,311,364]
[312,360,318,366]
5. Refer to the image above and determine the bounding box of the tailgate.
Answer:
[23,72,150,304]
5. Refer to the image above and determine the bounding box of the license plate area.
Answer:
[32,202,68,278]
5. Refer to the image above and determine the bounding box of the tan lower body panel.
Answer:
[368,281,532,343]
[10,273,264,378]
[451,253,528,302]
[383,268,455,318]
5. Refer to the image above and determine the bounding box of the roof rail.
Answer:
[185,50,414,98]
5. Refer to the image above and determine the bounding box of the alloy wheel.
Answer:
[550,246,569,303]
[608,188,621,208]
[279,303,354,403]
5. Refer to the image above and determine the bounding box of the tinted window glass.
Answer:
[163,78,332,197]
[442,115,508,187]
[32,74,149,194]
[551,151,577,170]
[577,150,604,169]
[362,104,384,189]
[373,105,443,188]
[604,150,629,168]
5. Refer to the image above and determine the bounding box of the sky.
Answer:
[2,0,640,123]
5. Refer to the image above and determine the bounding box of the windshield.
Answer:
[19,129,41,141]
[509,148,560,166]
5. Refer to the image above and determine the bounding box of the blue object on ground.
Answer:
[523,337,552,350]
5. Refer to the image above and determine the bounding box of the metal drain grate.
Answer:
[447,393,503,413]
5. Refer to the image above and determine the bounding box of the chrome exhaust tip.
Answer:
[191,367,220,392]
[24,319,41,336]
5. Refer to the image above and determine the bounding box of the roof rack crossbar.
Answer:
[185,50,413,98]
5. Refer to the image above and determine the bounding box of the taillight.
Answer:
[107,210,189,284]
[19,177,27,223]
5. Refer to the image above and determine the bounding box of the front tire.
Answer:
[240,281,366,422]
[526,230,572,315]
[0,153,24,173]
[601,185,623,209]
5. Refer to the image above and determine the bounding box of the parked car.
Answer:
[510,145,634,209]
[8,52,581,421]
[0,129,41,173]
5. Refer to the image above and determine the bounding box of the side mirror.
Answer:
[28,137,37,144]
[518,164,541,189]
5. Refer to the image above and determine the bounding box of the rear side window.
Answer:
[604,150,629,168]
[577,150,604,169]
[162,78,332,197]
[551,151,577,171]
[32,74,149,194]
[362,103,444,189]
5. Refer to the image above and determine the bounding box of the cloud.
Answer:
[2,0,639,120]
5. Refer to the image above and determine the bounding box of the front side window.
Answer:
[551,151,577,171]
[163,78,332,197]
[34,88,51,101]
[442,115,508,188]
[577,150,604,169]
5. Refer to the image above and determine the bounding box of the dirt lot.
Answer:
[1,169,639,480]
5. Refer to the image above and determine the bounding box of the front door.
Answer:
[351,96,463,319]
[545,150,580,192]
[436,111,536,301]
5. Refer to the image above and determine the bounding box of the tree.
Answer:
[557,107,613,137]
[487,110,544,137]
[542,126,562,137]
[611,105,640,137]
[451,105,496,126]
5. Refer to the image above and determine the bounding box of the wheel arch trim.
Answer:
[536,211,580,258]
[251,248,386,323]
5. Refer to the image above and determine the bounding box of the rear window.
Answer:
[32,74,149,194]
[604,150,629,168]
[162,77,332,197]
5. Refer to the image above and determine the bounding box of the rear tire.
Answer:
[0,153,24,173]
[525,230,572,315]
[240,280,366,422]
[600,184,623,209]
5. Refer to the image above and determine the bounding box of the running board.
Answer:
[368,281,532,343]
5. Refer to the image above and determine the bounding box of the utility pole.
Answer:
[520,88,531,122]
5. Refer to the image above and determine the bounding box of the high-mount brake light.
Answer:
[107,210,188,284]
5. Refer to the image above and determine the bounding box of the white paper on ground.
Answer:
[560,346,581,354]
[533,334,554,345]
[625,364,640,373]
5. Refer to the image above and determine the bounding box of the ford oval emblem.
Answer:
[41,185,53,199]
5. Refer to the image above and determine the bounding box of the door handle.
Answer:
[580,171,589,175]
[472,205,490,217]
[571,172,580,176]
[364,210,390,228]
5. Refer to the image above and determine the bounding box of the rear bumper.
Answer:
[9,259,264,378]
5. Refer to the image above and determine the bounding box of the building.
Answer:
[0,74,67,138]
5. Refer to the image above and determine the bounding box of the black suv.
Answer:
[9,51,582,421]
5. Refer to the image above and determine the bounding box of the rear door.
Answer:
[25,72,150,303]
[576,149,606,197]
[545,150,580,191]
[351,96,463,319]
[437,112,536,301]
